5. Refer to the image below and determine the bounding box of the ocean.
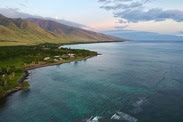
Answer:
[0,41,183,122]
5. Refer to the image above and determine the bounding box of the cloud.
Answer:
[179,31,183,34]
[0,8,87,28]
[98,0,134,4]
[99,0,133,3]
[100,2,143,10]
[115,8,183,23]
[114,25,128,29]
[98,0,183,23]
[0,8,40,18]
[19,3,27,7]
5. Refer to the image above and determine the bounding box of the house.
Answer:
[44,57,50,61]
[68,53,75,58]
[53,56,62,61]
[54,56,60,58]
[53,59,59,62]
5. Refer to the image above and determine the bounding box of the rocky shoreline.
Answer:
[0,87,22,100]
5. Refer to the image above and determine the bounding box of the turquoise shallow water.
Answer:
[0,41,183,122]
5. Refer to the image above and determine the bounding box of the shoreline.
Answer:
[61,40,126,46]
[0,40,127,47]
[26,55,97,71]
[0,55,97,100]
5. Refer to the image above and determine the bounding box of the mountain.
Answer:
[0,8,86,28]
[0,14,124,46]
[45,17,87,28]
[0,14,62,46]
[26,18,123,42]
[0,14,5,19]
[103,30,183,41]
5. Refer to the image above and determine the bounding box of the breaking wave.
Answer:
[86,116,102,122]
[111,111,138,122]
[86,111,137,122]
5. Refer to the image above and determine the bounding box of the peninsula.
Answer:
[0,43,98,99]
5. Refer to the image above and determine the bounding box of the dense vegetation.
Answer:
[0,43,97,97]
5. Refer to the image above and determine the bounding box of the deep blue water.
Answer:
[0,41,183,122]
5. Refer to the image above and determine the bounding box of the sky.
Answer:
[0,0,183,35]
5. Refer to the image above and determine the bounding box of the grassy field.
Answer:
[0,43,97,98]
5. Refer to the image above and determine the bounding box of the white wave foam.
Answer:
[87,116,101,122]
[111,111,138,122]
[131,98,147,114]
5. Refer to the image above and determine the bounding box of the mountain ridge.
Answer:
[26,18,122,41]
[103,30,183,41]
[0,14,125,46]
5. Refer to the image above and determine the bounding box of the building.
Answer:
[44,57,50,61]
[68,53,75,58]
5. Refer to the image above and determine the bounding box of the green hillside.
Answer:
[0,14,124,46]
[0,15,66,46]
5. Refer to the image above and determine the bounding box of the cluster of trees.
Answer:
[0,43,97,62]
[0,67,19,94]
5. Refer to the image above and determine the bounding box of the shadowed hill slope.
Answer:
[0,14,125,46]
[26,18,123,41]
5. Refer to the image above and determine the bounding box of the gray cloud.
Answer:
[98,0,134,4]
[114,25,129,29]
[19,3,27,7]
[98,0,183,23]
[115,8,183,23]
[179,31,183,34]
[0,8,86,28]
[99,0,133,3]
[0,8,40,18]
[100,2,143,10]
